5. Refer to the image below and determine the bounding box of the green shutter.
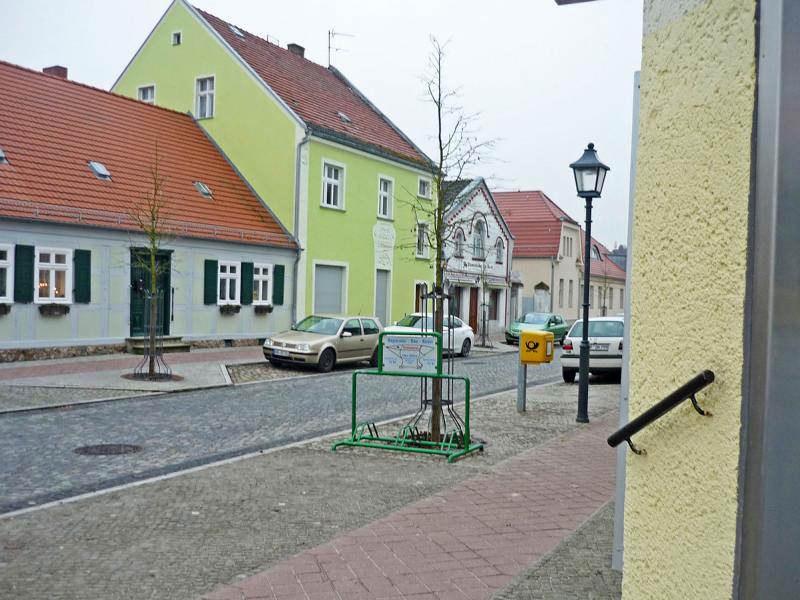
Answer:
[241,262,253,305]
[73,249,91,303]
[272,264,285,306]
[13,244,34,303]
[204,259,218,305]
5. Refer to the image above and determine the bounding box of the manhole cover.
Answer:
[74,444,143,456]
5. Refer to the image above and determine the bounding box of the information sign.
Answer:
[380,332,441,375]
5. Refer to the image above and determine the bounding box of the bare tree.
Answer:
[130,147,173,379]
[400,37,495,442]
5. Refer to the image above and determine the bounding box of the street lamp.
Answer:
[569,142,609,423]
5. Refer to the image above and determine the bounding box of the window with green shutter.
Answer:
[272,264,285,305]
[73,249,91,303]
[241,262,253,305]
[13,244,34,303]
[203,259,218,304]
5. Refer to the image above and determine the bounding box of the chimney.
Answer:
[287,43,305,58]
[43,65,68,79]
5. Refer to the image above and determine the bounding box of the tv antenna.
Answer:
[328,28,354,66]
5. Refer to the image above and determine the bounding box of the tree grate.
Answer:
[74,444,143,456]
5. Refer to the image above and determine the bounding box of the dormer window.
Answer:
[0,148,7,164]
[337,111,351,124]
[138,85,155,104]
[88,161,111,180]
[591,245,602,261]
[229,24,245,37]
[194,181,213,199]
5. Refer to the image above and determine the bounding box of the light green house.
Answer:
[113,0,435,325]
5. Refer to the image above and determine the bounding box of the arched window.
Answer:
[454,229,465,257]
[473,220,485,259]
[495,238,504,264]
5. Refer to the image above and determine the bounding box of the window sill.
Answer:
[196,115,214,120]
[254,304,274,315]
[218,304,241,315]
[377,215,394,222]
[38,303,70,317]
[320,203,346,212]
[415,254,430,260]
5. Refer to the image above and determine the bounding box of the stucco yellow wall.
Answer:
[623,1,756,598]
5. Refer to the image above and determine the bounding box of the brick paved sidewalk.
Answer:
[201,412,617,600]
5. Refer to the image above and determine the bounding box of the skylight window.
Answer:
[229,24,245,37]
[88,161,111,180]
[337,111,352,124]
[0,148,7,164]
[194,181,213,198]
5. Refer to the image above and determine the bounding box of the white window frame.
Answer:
[377,174,394,220]
[34,247,72,304]
[472,221,486,260]
[311,260,349,315]
[252,263,273,306]
[416,222,429,259]
[321,159,345,210]
[195,75,215,119]
[217,260,241,306]
[137,84,156,104]
[0,244,13,303]
[172,30,182,45]
[417,176,432,199]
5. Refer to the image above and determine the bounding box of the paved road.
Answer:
[0,351,561,514]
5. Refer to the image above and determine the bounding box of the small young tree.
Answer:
[130,147,173,379]
[402,37,495,441]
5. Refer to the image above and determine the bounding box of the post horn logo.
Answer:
[525,340,540,351]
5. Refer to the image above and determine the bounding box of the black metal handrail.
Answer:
[607,370,715,455]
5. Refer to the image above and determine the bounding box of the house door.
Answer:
[130,249,171,337]
[375,269,390,326]
[468,287,479,331]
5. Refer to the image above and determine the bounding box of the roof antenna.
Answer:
[328,28,354,67]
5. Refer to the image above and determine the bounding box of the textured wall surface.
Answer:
[624,0,756,598]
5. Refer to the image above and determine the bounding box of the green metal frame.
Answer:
[332,331,483,463]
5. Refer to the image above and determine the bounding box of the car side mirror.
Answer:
[341,331,353,338]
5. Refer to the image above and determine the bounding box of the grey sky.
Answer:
[1,0,643,247]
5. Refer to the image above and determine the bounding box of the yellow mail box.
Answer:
[519,330,554,364]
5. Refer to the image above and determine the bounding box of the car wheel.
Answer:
[562,368,577,383]
[317,348,336,373]
[268,358,282,368]
[460,338,471,357]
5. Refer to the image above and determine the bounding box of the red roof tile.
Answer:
[194,7,429,167]
[494,191,577,257]
[0,61,295,248]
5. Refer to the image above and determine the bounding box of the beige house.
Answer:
[494,190,625,323]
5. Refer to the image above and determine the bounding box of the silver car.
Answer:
[263,315,382,372]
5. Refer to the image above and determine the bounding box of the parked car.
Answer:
[505,312,570,345]
[263,315,382,372]
[384,313,474,357]
[560,316,624,383]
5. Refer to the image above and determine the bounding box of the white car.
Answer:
[385,313,474,357]
[560,316,624,383]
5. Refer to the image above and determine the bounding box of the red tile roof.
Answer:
[494,191,577,257]
[0,61,295,248]
[193,7,429,167]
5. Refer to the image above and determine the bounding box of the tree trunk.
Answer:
[148,249,157,378]
[430,209,445,443]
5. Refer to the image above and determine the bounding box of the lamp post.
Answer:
[569,143,610,423]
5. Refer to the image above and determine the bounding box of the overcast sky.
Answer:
[1,0,643,247]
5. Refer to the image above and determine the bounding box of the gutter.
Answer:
[291,132,311,324]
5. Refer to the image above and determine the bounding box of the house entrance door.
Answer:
[468,287,478,332]
[130,249,171,337]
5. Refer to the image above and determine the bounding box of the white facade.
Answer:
[442,179,514,338]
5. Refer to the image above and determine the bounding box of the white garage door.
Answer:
[314,264,345,314]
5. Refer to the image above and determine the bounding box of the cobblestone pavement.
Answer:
[0,382,620,600]
[492,502,621,600]
[0,352,565,513]
[0,385,148,412]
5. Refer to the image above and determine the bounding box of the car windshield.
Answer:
[519,313,549,324]
[395,315,434,329]
[293,316,343,335]
[569,320,624,338]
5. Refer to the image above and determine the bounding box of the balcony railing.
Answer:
[607,370,715,455]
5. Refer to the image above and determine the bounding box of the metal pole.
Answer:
[577,197,593,423]
[517,362,527,411]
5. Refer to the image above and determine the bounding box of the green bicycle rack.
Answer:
[332,330,484,463]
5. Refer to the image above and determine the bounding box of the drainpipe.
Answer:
[291,132,311,325]
[549,256,555,312]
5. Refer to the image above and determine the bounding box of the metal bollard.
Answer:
[517,362,527,412]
